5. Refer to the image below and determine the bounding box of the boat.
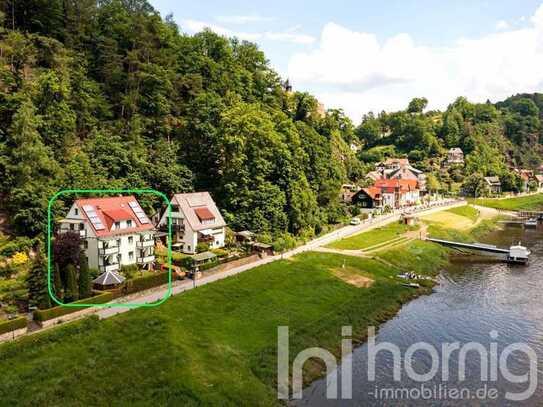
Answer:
[506,242,531,264]
[400,282,420,288]
[524,218,538,228]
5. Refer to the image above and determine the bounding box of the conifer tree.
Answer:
[64,264,79,303]
[27,250,51,310]
[78,255,91,299]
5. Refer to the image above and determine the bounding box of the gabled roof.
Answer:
[535,174,543,182]
[74,196,154,237]
[363,186,381,200]
[375,178,418,192]
[484,176,501,185]
[448,147,464,154]
[172,192,226,232]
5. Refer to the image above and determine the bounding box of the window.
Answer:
[83,241,88,249]
[129,251,134,261]
[79,223,84,230]
[70,223,74,230]
[115,221,120,229]
[127,219,132,227]
[116,239,121,248]
[74,208,78,215]
[128,236,134,244]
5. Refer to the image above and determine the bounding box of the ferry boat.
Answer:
[506,243,531,264]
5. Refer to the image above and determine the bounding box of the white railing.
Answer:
[137,240,154,248]
[100,263,119,273]
[137,255,155,264]
[99,246,119,255]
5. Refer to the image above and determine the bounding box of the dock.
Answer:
[426,238,530,264]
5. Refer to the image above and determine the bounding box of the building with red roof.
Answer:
[59,196,156,273]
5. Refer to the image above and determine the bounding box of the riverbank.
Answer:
[0,204,498,406]
[469,192,543,211]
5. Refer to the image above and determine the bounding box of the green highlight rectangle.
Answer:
[47,189,172,308]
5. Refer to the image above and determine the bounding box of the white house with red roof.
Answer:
[59,196,156,272]
[157,192,226,254]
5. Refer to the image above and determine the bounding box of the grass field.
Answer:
[326,222,417,250]
[469,193,543,211]
[421,205,480,230]
[0,251,438,406]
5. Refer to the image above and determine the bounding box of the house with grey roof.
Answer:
[157,192,226,254]
[484,176,502,194]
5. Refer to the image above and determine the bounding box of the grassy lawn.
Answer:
[376,240,449,275]
[421,205,480,230]
[327,222,416,250]
[469,193,543,211]
[0,251,434,406]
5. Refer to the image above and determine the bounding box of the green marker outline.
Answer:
[47,189,172,308]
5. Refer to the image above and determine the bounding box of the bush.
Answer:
[33,291,114,322]
[0,316,27,335]
[211,248,228,258]
[196,242,210,253]
[120,264,139,279]
[197,260,219,272]
[271,233,298,253]
[0,237,35,257]
[124,272,170,294]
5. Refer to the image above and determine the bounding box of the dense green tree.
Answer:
[27,250,51,309]
[78,255,91,300]
[64,263,78,303]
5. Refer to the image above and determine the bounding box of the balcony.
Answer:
[99,263,119,273]
[159,223,184,232]
[99,246,119,255]
[137,239,155,248]
[137,255,155,264]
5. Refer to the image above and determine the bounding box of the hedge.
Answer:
[198,260,219,272]
[33,291,114,322]
[124,271,170,294]
[0,316,27,335]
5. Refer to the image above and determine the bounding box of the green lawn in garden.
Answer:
[469,193,543,211]
[326,222,416,250]
[0,251,431,406]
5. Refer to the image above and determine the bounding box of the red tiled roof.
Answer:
[75,196,154,237]
[103,209,133,221]
[374,178,418,193]
[194,207,215,221]
[363,186,381,200]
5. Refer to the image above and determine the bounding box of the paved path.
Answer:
[98,199,465,319]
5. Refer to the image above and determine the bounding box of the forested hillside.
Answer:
[0,0,362,241]
[0,0,541,242]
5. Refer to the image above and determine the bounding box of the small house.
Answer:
[351,186,382,209]
[446,148,464,165]
[92,269,126,290]
[157,192,226,254]
[535,174,543,191]
[484,176,502,194]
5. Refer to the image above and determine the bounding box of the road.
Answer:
[98,199,465,319]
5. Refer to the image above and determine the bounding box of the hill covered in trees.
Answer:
[0,0,541,242]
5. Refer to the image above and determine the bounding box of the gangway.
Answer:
[426,238,530,264]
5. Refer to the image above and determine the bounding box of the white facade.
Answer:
[157,192,226,254]
[59,199,156,273]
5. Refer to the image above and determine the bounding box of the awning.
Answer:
[93,270,125,286]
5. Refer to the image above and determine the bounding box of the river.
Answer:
[298,224,543,406]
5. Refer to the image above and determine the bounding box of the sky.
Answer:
[150,0,543,122]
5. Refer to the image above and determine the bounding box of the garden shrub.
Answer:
[0,316,27,335]
[33,291,114,322]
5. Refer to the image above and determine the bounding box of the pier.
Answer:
[426,238,530,264]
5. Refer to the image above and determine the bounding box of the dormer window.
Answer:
[194,207,215,225]
[74,208,79,215]
[127,219,132,228]
[115,221,120,229]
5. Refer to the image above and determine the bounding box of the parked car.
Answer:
[350,217,361,225]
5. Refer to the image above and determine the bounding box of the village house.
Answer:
[340,184,358,203]
[59,196,156,273]
[157,192,226,254]
[372,158,427,193]
[445,148,464,166]
[484,176,502,194]
[352,179,420,210]
[535,174,543,191]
